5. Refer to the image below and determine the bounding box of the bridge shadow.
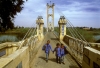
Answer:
[39,56,46,61]
[48,58,56,63]
[51,38,59,40]
[39,56,56,63]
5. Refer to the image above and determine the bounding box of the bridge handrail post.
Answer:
[63,35,91,65]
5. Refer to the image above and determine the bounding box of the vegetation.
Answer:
[73,28,95,42]
[0,27,38,43]
[0,27,29,40]
[96,39,100,43]
[54,27,59,34]
[0,0,27,32]
[5,27,29,34]
[54,27,100,43]
[0,27,100,43]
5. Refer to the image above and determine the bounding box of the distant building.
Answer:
[83,27,90,30]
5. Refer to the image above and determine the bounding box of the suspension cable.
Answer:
[20,5,47,48]
[55,6,82,39]
[22,19,37,40]
[66,18,91,46]
[55,6,91,46]
[31,24,37,36]
[66,24,77,38]
[67,22,84,41]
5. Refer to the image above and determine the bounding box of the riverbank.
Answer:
[0,28,30,43]
[0,27,100,43]
[75,28,100,42]
[0,28,30,36]
[54,27,100,43]
[0,28,29,34]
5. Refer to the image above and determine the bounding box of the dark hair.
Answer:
[56,43,60,46]
[61,43,63,45]
[47,40,50,43]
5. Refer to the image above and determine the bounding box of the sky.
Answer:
[14,0,100,28]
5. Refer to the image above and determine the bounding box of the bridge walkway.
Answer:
[30,32,80,68]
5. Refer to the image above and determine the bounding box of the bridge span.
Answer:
[0,16,100,68]
[31,32,79,68]
[0,2,100,68]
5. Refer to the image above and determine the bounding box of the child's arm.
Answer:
[42,45,45,50]
[50,45,53,52]
[53,47,56,52]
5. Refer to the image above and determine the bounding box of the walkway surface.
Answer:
[31,32,80,68]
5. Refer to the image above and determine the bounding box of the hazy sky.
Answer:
[14,0,100,28]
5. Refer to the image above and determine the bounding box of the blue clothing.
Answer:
[46,53,49,60]
[56,56,61,63]
[61,48,65,56]
[56,48,61,57]
[61,55,64,62]
[61,46,67,56]
[42,44,52,54]
[61,46,66,63]
[54,47,61,57]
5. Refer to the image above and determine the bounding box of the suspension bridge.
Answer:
[0,2,100,68]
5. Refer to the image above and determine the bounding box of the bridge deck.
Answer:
[31,32,80,68]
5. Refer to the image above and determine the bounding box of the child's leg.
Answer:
[62,56,65,64]
[46,53,48,61]
[62,56,64,63]
[61,56,63,62]
[56,55,58,63]
[58,57,61,64]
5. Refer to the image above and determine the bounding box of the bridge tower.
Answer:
[47,1,55,32]
[36,16,44,41]
[58,16,67,40]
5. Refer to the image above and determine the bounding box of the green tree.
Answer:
[90,27,93,31]
[0,0,27,30]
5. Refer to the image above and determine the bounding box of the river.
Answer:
[94,35,100,40]
[0,34,22,43]
[0,33,98,45]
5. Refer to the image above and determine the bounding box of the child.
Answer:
[53,43,61,64]
[61,43,67,64]
[42,40,53,62]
